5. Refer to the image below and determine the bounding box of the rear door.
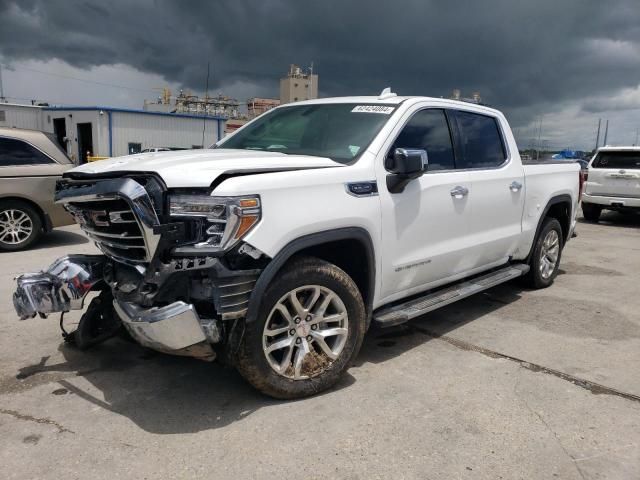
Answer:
[586,150,640,198]
[449,110,525,269]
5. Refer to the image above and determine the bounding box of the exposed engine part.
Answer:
[200,319,221,343]
[64,289,123,350]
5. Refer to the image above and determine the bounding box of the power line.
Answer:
[0,63,158,94]
[1,63,262,107]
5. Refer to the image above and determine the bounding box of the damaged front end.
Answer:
[14,255,106,319]
[13,174,266,362]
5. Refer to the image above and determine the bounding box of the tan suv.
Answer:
[0,128,75,251]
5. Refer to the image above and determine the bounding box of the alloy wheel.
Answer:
[539,229,560,279]
[0,209,33,245]
[262,285,349,380]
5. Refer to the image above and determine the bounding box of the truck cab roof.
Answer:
[289,95,502,116]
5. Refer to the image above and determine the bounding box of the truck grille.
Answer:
[56,177,162,265]
[68,199,150,263]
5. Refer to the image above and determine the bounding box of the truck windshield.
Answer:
[592,151,640,169]
[217,103,395,164]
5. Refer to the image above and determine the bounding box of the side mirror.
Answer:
[385,148,428,193]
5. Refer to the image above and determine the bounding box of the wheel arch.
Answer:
[245,227,376,325]
[525,194,572,262]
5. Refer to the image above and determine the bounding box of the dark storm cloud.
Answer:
[1,0,640,128]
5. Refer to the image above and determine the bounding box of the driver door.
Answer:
[375,107,474,304]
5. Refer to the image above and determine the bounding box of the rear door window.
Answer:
[0,137,54,166]
[592,151,640,169]
[452,111,506,169]
[391,109,455,170]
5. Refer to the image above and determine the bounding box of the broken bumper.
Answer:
[13,254,217,360]
[113,300,215,360]
[13,255,107,319]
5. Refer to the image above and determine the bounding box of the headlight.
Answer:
[169,194,261,251]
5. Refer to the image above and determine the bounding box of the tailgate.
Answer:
[586,151,640,198]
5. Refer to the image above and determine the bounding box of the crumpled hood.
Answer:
[67,149,343,188]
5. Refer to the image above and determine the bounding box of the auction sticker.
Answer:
[351,105,394,114]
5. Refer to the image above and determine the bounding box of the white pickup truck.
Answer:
[13,92,581,398]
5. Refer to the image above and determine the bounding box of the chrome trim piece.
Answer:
[109,210,137,223]
[56,178,161,263]
[81,226,143,240]
[86,234,146,250]
[450,185,469,197]
[13,255,106,319]
[509,181,523,192]
[114,300,214,358]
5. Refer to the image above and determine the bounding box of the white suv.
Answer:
[582,147,640,221]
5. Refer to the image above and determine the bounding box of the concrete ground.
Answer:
[0,212,639,479]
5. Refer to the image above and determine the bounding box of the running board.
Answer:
[373,264,530,328]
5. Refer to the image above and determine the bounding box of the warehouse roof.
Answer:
[42,105,226,121]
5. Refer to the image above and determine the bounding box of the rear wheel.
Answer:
[0,200,43,252]
[236,257,366,399]
[581,202,602,222]
[523,217,563,289]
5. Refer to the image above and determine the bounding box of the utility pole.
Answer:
[603,119,609,146]
[536,116,543,161]
[595,118,601,151]
[201,61,210,148]
[308,61,314,101]
[0,64,5,102]
[634,127,638,146]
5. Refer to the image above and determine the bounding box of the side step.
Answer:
[373,264,529,328]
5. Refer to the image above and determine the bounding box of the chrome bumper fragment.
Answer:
[113,300,215,360]
[13,255,106,319]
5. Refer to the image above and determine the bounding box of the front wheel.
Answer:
[236,257,366,399]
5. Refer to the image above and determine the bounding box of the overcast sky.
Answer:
[1,0,639,150]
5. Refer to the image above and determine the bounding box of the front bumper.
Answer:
[114,300,216,360]
[582,193,640,209]
[13,254,220,360]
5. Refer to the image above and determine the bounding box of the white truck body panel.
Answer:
[70,148,341,188]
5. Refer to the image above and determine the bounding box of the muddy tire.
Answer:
[523,217,563,289]
[0,200,43,252]
[581,202,601,222]
[236,256,366,399]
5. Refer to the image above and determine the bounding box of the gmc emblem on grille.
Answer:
[81,210,110,227]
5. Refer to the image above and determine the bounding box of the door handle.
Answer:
[450,186,469,198]
[509,181,523,192]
